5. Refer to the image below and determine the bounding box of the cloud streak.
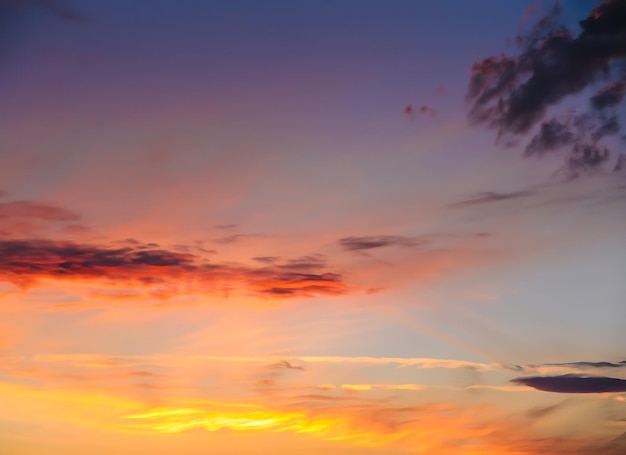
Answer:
[451,190,534,207]
[338,235,428,251]
[512,374,626,393]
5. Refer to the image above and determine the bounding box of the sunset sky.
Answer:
[1,0,626,454]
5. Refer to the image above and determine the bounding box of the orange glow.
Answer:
[118,399,581,455]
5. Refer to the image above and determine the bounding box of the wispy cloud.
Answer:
[506,359,626,374]
[450,190,534,207]
[269,360,305,371]
[338,235,428,252]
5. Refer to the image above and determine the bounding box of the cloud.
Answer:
[341,383,429,391]
[32,353,496,371]
[511,374,626,393]
[592,81,626,110]
[451,190,534,207]
[404,104,437,119]
[540,360,626,369]
[507,359,626,373]
[524,118,576,156]
[467,0,626,177]
[338,235,428,251]
[252,256,280,264]
[0,238,349,299]
[269,360,305,371]
[0,198,353,300]
[120,396,622,454]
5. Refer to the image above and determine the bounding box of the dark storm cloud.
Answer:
[451,190,534,207]
[338,235,427,251]
[467,0,626,177]
[511,374,626,393]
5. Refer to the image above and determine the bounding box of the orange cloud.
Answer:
[122,397,621,454]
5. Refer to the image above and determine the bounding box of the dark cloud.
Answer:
[0,239,193,277]
[451,190,534,207]
[338,235,427,252]
[524,110,620,178]
[591,81,626,110]
[467,0,626,177]
[561,142,612,179]
[0,238,349,299]
[512,374,626,393]
[592,115,620,141]
[524,118,575,156]
[0,197,350,300]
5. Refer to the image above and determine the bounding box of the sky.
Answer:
[1,0,626,454]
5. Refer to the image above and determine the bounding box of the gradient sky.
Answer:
[1,1,626,454]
